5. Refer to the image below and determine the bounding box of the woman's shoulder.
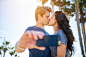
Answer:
[56,30,67,45]
[56,30,66,36]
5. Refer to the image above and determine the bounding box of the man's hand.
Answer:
[18,30,45,50]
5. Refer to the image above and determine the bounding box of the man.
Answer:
[15,6,52,57]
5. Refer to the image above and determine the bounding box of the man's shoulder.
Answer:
[25,26,44,32]
[26,26,35,30]
[25,26,49,35]
[25,26,36,31]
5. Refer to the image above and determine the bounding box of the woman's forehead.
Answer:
[49,13,55,18]
[52,13,55,16]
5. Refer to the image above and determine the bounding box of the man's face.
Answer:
[40,11,50,25]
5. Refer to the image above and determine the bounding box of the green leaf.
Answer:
[9,50,15,56]
[2,42,5,45]
[11,47,14,49]
[82,13,85,17]
[66,1,70,6]
[0,46,3,50]
[6,41,10,45]
[78,0,80,3]
[69,14,74,17]
[8,47,11,49]
[9,52,14,56]
[14,50,16,53]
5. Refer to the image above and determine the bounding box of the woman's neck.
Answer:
[53,23,61,34]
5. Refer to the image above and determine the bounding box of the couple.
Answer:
[15,6,75,57]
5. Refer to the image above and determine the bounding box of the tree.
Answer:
[75,0,85,57]
[0,41,18,57]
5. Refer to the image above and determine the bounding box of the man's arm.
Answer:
[15,41,25,53]
[15,30,46,53]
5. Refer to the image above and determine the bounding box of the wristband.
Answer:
[17,41,25,50]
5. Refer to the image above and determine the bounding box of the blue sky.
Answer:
[0,0,85,57]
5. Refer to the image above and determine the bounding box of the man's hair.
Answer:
[35,6,52,21]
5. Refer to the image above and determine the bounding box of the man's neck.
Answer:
[35,22,44,29]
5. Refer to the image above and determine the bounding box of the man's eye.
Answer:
[46,16,49,18]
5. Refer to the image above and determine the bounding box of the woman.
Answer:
[48,11,75,57]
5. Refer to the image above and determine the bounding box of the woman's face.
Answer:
[48,13,57,26]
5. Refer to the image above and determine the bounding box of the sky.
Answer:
[0,0,85,57]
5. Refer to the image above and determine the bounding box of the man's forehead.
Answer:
[45,11,50,15]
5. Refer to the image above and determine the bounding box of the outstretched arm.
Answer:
[15,30,45,53]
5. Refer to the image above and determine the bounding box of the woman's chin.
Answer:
[48,23,52,26]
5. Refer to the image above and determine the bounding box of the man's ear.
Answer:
[38,14,41,19]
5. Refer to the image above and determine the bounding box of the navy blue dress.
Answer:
[25,26,51,57]
[49,30,69,57]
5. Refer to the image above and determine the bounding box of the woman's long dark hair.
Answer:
[55,11,75,55]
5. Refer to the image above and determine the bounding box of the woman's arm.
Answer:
[57,43,67,57]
